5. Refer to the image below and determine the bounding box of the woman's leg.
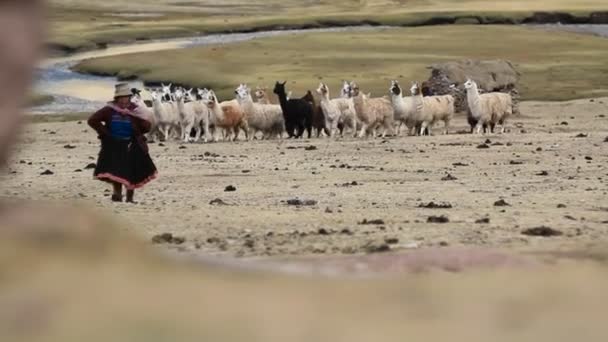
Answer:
[111,182,123,202]
[126,189,135,203]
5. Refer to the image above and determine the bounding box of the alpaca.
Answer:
[202,89,249,141]
[130,88,157,139]
[411,82,455,135]
[150,90,179,142]
[174,88,210,143]
[335,80,358,137]
[464,79,512,134]
[350,82,394,138]
[235,84,284,140]
[389,81,418,136]
[302,90,328,138]
[316,83,341,137]
[273,81,313,139]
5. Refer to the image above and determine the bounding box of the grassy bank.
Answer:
[74,25,608,102]
[27,113,89,123]
[27,94,55,107]
[47,0,608,54]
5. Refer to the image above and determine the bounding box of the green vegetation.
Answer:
[27,113,89,123]
[74,25,608,101]
[27,93,55,107]
[47,0,608,53]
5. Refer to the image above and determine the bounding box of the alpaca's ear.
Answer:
[281,81,287,86]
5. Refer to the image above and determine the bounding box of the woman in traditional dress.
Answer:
[88,83,157,203]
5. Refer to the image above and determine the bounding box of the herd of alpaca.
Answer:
[131,78,513,143]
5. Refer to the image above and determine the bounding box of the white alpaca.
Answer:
[389,80,418,136]
[235,84,284,140]
[411,82,455,135]
[131,89,158,140]
[464,79,512,134]
[334,80,358,137]
[175,88,211,143]
[160,83,181,139]
[150,90,179,142]
[315,83,342,137]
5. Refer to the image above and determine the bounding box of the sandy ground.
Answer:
[4,98,608,263]
[3,97,608,341]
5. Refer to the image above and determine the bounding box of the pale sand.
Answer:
[2,97,608,340]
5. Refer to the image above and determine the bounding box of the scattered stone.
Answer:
[158,143,165,147]
[484,139,492,144]
[509,160,524,165]
[340,228,353,235]
[325,207,334,213]
[63,144,76,149]
[560,121,568,125]
[477,143,490,149]
[40,169,54,176]
[536,147,543,152]
[384,237,399,245]
[209,198,228,206]
[557,204,567,208]
[475,217,490,224]
[243,239,255,249]
[363,240,391,254]
[564,215,577,221]
[453,162,469,167]
[604,136,608,142]
[439,241,449,247]
[286,199,318,206]
[358,219,385,225]
[441,173,458,181]
[427,215,449,223]
[152,233,186,245]
[418,202,453,209]
[84,163,96,169]
[492,142,504,146]
[224,185,237,192]
[317,228,330,235]
[74,169,82,173]
[494,199,511,207]
[536,171,549,176]
[179,145,187,149]
[311,244,327,254]
[522,226,563,237]
[304,145,317,151]
[585,156,593,161]
[575,133,589,138]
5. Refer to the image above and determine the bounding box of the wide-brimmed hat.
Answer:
[114,83,132,98]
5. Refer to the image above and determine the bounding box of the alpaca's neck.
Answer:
[391,91,404,104]
[466,86,482,117]
[320,91,330,103]
[210,102,224,120]
[277,92,289,110]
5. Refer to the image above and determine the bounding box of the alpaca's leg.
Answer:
[475,122,483,134]
[444,119,450,135]
[358,123,367,138]
[194,124,202,142]
[162,125,170,142]
[419,122,428,136]
[183,123,193,143]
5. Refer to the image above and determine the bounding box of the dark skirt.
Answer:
[94,137,157,190]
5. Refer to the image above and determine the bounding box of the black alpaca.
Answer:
[273,81,313,138]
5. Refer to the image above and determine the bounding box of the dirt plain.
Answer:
[4,97,608,264]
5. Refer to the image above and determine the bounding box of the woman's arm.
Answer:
[87,107,111,137]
